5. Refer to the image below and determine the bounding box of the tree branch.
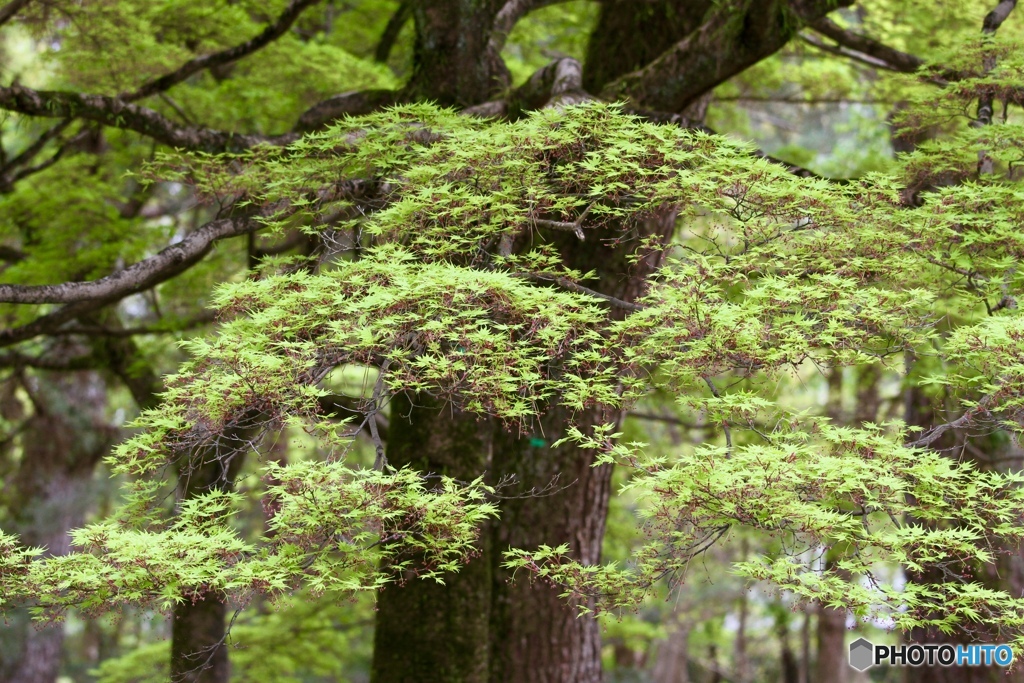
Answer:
[295,89,399,132]
[374,0,412,63]
[0,219,254,305]
[0,85,292,152]
[600,0,854,113]
[514,272,644,312]
[983,0,1018,33]
[123,0,324,102]
[977,0,1018,127]
[48,311,218,337]
[486,0,566,65]
[800,32,907,73]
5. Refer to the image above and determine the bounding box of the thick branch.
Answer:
[49,311,218,337]
[0,218,252,305]
[977,0,1018,127]
[983,0,1018,33]
[0,85,291,152]
[124,0,324,102]
[512,57,590,114]
[0,348,101,371]
[601,0,854,113]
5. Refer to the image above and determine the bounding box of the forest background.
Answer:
[0,1,1023,683]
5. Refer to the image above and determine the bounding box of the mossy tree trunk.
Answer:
[371,393,495,683]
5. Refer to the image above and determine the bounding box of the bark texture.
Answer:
[401,0,508,106]
[371,394,495,683]
[0,373,112,683]
[169,420,252,683]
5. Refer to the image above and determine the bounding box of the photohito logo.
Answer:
[849,638,1014,671]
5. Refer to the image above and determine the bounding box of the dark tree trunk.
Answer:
[582,0,712,94]
[169,421,250,683]
[371,0,835,679]
[901,375,1024,683]
[171,596,231,683]
[0,373,112,683]
[371,393,495,683]
[401,0,508,107]
[487,409,614,683]
[489,206,678,683]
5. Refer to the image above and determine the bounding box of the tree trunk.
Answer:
[582,0,712,95]
[652,623,690,683]
[371,393,495,683]
[169,418,251,683]
[401,0,507,106]
[487,407,614,683]
[171,596,231,683]
[0,373,112,683]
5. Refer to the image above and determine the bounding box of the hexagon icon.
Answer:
[849,638,875,671]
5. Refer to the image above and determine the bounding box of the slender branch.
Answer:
[123,0,324,102]
[628,411,711,429]
[810,17,926,74]
[906,392,999,449]
[800,32,906,73]
[530,202,594,240]
[370,360,391,471]
[374,0,412,63]
[514,272,644,312]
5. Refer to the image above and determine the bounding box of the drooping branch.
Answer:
[123,0,325,102]
[600,0,854,113]
[0,85,292,152]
